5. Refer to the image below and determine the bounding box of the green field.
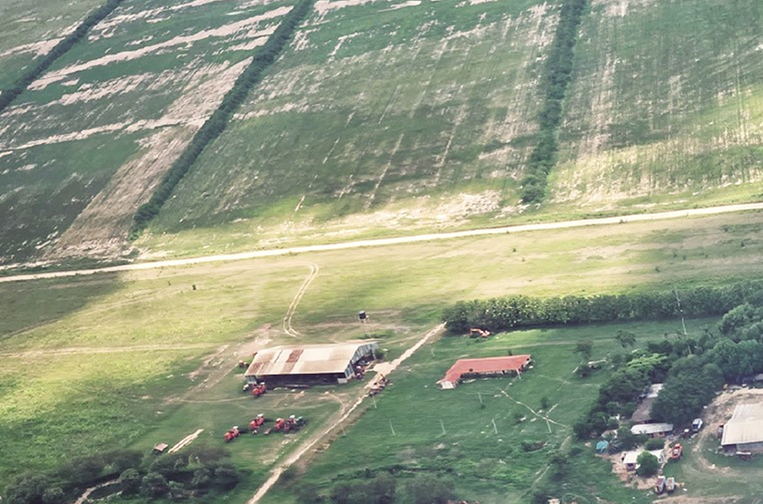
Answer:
[2,212,763,501]
[553,0,763,209]
[0,0,292,264]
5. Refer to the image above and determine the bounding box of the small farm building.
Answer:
[244,341,377,386]
[721,403,763,453]
[630,423,673,437]
[622,450,665,471]
[631,383,663,423]
[437,355,532,389]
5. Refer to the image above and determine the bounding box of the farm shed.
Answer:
[721,403,763,453]
[630,423,673,437]
[244,341,378,386]
[631,383,664,423]
[437,355,532,389]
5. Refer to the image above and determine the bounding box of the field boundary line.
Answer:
[2,202,763,284]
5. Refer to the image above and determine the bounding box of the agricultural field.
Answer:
[553,0,763,210]
[2,211,763,500]
[0,0,104,89]
[0,0,293,265]
[137,0,557,257]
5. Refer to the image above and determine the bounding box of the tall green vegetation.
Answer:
[130,0,314,236]
[0,0,127,115]
[520,0,587,203]
[441,281,763,333]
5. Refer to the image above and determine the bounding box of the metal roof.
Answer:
[630,423,673,435]
[438,355,532,385]
[245,342,377,377]
[721,403,763,446]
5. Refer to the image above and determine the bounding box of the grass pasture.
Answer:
[553,0,763,209]
[263,319,719,504]
[2,212,763,499]
[0,0,104,89]
[0,0,294,264]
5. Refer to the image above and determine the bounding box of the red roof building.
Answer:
[437,355,532,389]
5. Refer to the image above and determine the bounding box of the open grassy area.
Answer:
[2,212,763,499]
[263,318,717,504]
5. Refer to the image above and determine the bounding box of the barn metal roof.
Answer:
[721,403,763,446]
[245,342,377,377]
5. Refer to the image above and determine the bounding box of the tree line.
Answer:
[574,296,763,438]
[441,281,763,333]
[520,0,587,203]
[2,445,243,504]
[130,0,313,236]
[296,473,455,504]
[0,0,126,115]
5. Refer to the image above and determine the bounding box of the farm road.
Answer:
[245,323,445,504]
[0,342,210,358]
[2,202,763,284]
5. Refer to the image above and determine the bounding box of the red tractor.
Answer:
[670,443,683,461]
[249,414,266,434]
[251,383,267,398]
[266,415,305,434]
[224,426,241,442]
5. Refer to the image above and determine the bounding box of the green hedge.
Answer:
[130,0,313,236]
[0,0,126,114]
[442,281,763,333]
[520,0,587,203]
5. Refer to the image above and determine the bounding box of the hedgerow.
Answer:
[130,0,313,237]
[0,0,127,115]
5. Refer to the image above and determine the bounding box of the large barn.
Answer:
[721,403,763,453]
[244,342,378,386]
[437,355,532,389]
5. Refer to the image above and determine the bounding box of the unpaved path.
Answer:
[245,323,445,504]
[167,428,204,453]
[2,202,763,284]
[0,343,210,358]
[283,263,319,337]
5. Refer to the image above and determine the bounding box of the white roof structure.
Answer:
[245,342,377,378]
[630,423,673,435]
[721,403,763,446]
[646,384,663,398]
[622,450,664,467]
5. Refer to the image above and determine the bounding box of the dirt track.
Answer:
[1,202,762,284]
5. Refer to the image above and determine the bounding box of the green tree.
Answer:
[141,472,170,498]
[574,341,594,361]
[615,330,637,348]
[120,468,142,496]
[636,451,659,477]
[404,475,455,504]
[296,484,322,504]
[41,488,65,504]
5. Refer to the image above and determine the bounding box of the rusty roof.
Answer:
[245,342,377,377]
[438,355,532,385]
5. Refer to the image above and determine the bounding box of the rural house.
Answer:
[630,423,673,437]
[437,354,532,389]
[244,341,378,386]
[631,383,663,423]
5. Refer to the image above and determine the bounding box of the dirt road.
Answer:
[245,323,445,504]
[2,202,762,284]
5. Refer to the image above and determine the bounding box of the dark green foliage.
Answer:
[131,0,314,235]
[574,341,594,361]
[404,475,454,504]
[520,0,588,203]
[41,488,65,504]
[635,452,659,477]
[141,472,170,498]
[4,473,52,504]
[213,464,240,491]
[0,0,126,114]
[442,282,763,333]
[297,484,323,504]
[120,468,142,496]
[644,438,665,451]
[329,474,396,504]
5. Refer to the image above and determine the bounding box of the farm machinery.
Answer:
[670,442,683,461]
[224,426,241,442]
[249,414,266,434]
[265,415,306,434]
[243,382,266,398]
[369,375,389,396]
